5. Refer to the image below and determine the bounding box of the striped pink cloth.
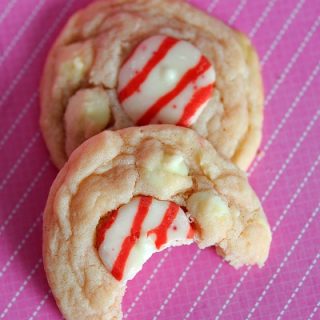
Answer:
[0,0,319,319]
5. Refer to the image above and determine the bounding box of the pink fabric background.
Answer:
[0,0,319,319]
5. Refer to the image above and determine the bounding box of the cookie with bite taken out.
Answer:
[43,125,271,320]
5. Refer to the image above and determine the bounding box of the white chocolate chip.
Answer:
[73,57,85,71]
[64,87,111,156]
[53,42,94,100]
[145,151,189,177]
[162,153,189,176]
[187,190,232,248]
[138,168,192,199]
[196,192,229,217]
[60,56,87,85]
[138,153,191,197]
[135,140,192,198]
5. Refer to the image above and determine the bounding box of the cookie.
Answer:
[43,125,271,320]
[40,0,264,169]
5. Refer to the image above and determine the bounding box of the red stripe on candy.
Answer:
[186,225,195,239]
[118,37,178,103]
[137,56,212,125]
[147,202,180,249]
[96,210,119,249]
[178,84,213,126]
[111,196,152,281]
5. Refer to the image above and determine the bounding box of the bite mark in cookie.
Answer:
[96,196,194,282]
[43,125,271,320]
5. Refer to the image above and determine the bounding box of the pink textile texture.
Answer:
[0,0,319,319]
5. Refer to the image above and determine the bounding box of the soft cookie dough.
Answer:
[43,125,271,320]
[40,0,264,169]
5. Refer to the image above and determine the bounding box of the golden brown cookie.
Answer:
[43,125,271,320]
[40,0,263,169]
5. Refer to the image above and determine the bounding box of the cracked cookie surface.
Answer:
[43,125,271,320]
[40,0,264,169]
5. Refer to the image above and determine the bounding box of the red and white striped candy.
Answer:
[96,196,194,282]
[117,35,215,126]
